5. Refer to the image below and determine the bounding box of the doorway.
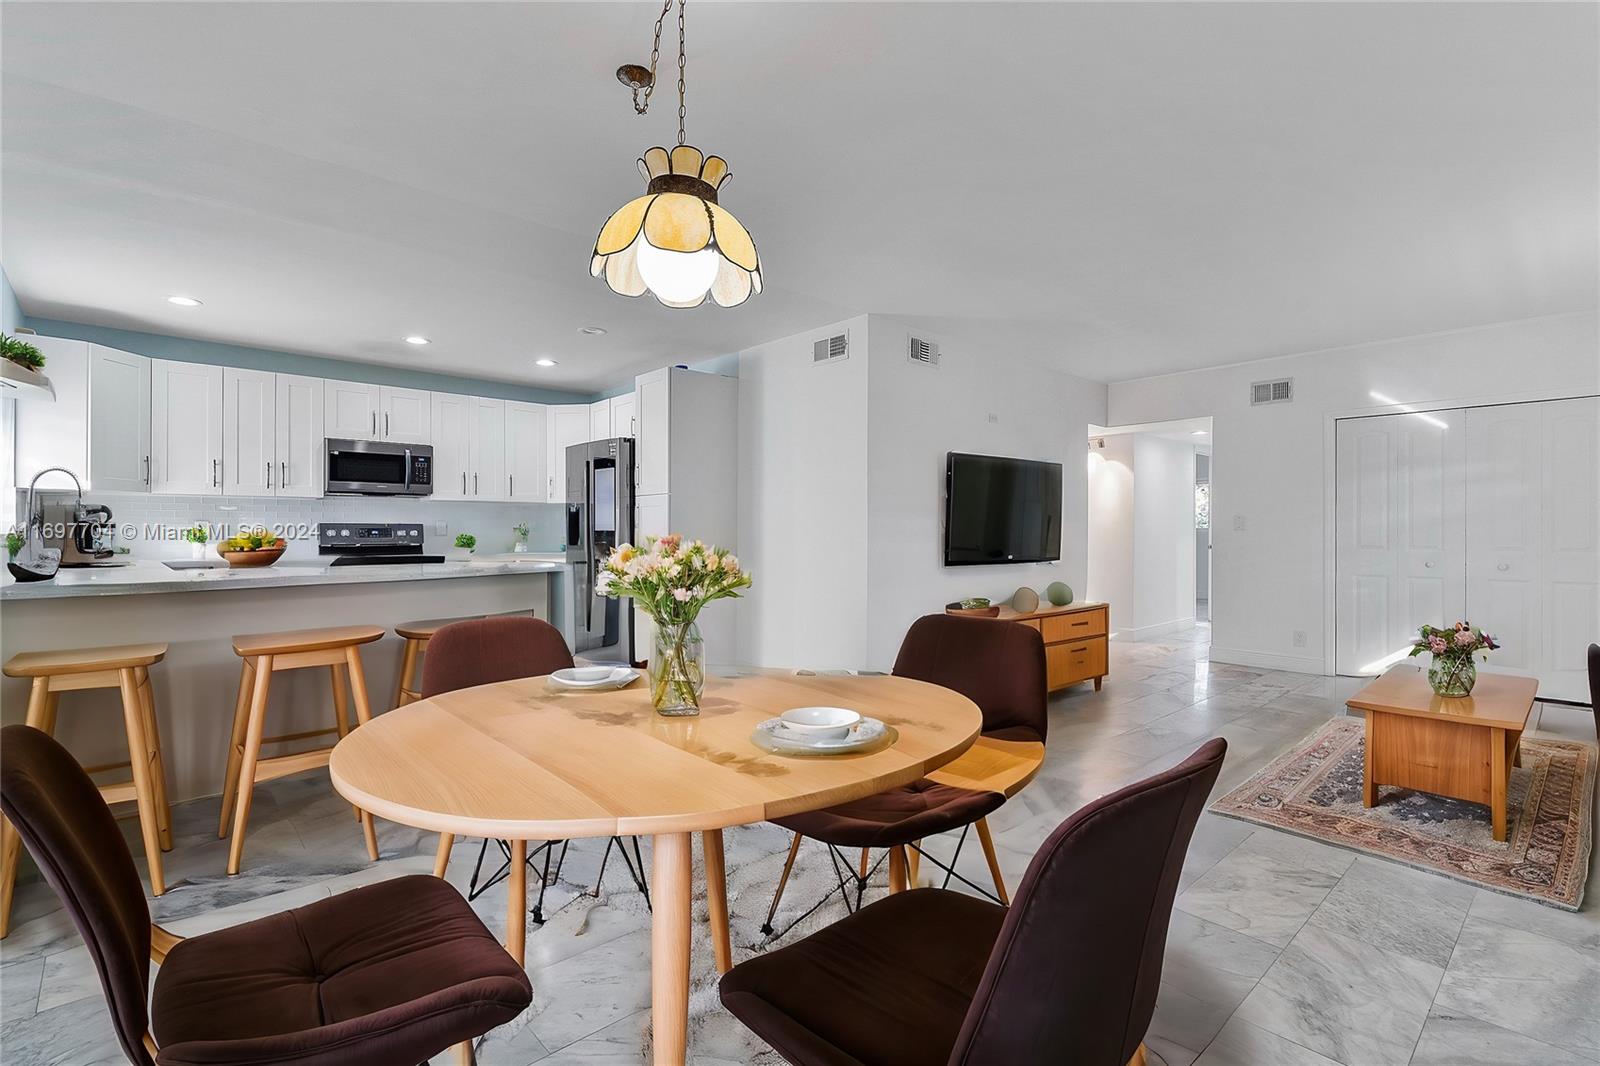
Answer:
[1195,451,1211,622]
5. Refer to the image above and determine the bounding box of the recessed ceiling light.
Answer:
[166,295,203,307]
[535,358,559,367]
[404,335,430,345]
[1191,430,1208,435]
[579,326,607,336]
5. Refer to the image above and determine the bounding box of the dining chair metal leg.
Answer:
[975,816,1008,905]
[760,832,804,935]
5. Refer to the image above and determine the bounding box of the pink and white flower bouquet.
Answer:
[1407,621,1498,697]
[597,534,751,714]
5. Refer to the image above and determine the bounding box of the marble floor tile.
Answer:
[1147,980,1231,1066]
[1233,923,1443,1066]
[1432,915,1600,1057]
[1464,885,1600,957]
[1193,1015,1343,1066]
[525,929,654,1051]
[1160,910,1281,1009]
[1409,1009,1600,1066]
[1,958,43,1024]
[0,995,125,1066]
[1176,831,1351,947]
[1303,857,1473,969]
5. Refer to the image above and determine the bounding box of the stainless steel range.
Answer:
[317,523,443,565]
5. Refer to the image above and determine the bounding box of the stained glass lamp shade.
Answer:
[591,145,762,308]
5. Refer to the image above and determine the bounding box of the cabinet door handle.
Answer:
[509,474,514,495]
[281,461,286,488]
[385,412,390,437]
[144,455,151,486]
[474,472,478,495]
[462,472,467,494]
[266,461,272,489]
[212,457,219,488]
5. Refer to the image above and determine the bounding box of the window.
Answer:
[1194,482,1210,531]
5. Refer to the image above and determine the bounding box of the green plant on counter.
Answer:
[0,334,45,371]
[513,522,530,541]
[5,530,23,558]
[181,524,209,545]
[454,532,477,553]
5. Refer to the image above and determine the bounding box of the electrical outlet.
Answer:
[1233,514,1247,531]
[1292,630,1307,648]
[987,413,999,424]
[433,521,448,535]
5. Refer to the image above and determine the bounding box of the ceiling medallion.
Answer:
[591,0,761,308]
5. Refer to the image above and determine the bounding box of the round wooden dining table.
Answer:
[328,671,983,1066]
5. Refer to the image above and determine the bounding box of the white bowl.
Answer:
[779,706,862,741]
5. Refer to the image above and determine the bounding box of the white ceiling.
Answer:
[3,2,1595,392]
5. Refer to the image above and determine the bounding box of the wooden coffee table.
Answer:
[1347,665,1538,841]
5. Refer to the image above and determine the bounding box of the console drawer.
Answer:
[1041,607,1107,644]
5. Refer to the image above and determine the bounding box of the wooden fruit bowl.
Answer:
[217,543,286,568]
[946,604,1001,618]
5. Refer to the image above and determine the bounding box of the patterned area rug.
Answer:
[1211,717,1595,910]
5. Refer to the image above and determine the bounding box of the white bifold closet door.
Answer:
[1336,396,1600,702]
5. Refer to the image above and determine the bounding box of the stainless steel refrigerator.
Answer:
[566,437,635,662]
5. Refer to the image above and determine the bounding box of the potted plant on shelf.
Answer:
[0,334,45,372]
[597,534,750,716]
[182,523,209,560]
[1408,620,1499,697]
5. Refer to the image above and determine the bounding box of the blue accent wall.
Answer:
[21,316,597,404]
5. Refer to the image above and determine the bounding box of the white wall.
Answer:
[1107,311,1600,672]
[1131,435,1197,634]
[864,316,1106,670]
[1087,437,1134,611]
[735,315,871,670]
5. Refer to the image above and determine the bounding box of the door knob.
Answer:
[1497,563,1510,572]
[1424,561,1434,568]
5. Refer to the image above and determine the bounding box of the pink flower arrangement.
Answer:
[1409,621,1498,664]
[596,534,751,626]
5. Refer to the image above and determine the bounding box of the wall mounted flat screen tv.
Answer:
[944,452,1063,566]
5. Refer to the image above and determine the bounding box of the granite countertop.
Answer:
[0,554,568,601]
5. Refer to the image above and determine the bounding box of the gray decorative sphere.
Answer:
[1011,587,1039,613]
[1046,581,1074,606]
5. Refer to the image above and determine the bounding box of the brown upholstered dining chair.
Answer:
[723,738,1227,1066]
[424,616,652,920]
[761,614,1047,936]
[0,724,531,1066]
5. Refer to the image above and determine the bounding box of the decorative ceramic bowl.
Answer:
[946,604,1001,618]
[779,706,862,741]
[217,544,286,568]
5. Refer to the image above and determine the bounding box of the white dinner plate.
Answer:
[549,666,640,690]
[750,716,897,757]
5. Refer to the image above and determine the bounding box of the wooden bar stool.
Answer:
[392,616,480,709]
[219,625,384,875]
[1,643,173,935]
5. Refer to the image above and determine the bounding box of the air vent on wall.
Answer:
[908,335,940,367]
[813,331,848,364]
[1250,377,1293,405]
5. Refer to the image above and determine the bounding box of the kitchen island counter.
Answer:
[0,555,566,600]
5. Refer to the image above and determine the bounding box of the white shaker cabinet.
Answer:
[633,368,670,496]
[611,393,637,439]
[590,398,613,442]
[379,385,431,442]
[275,374,325,497]
[151,360,223,496]
[221,368,275,496]
[467,396,506,501]
[430,392,471,500]
[88,346,153,493]
[546,404,590,503]
[505,401,549,503]
[325,380,381,440]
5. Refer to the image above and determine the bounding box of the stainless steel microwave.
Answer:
[324,438,433,496]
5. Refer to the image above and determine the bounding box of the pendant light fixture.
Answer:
[591,0,762,308]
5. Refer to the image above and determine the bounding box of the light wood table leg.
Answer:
[888,845,908,894]
[449,1039,476,1065]
[1,679,52,938]
[702,829,731,975]
[219,658,255,838]
[228,656,273,875]
[651,832,693,1066]
[1361,711,1378,808]
[975,817,1009,905]
[1491,726,1508,841]
[394,638,419,709]
[344,648,381,861]
[118,668,166,895]
[1126,1043,1148,1066]
[434,833,455,878]
[135,668,173,851]
[506,838,527,967]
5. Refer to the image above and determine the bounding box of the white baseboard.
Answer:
[1112,617,1197,641]
[1209,645,1326,675]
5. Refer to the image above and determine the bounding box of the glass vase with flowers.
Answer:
[1407,621,1499,697]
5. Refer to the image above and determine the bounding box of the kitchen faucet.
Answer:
[8,466,83,582]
